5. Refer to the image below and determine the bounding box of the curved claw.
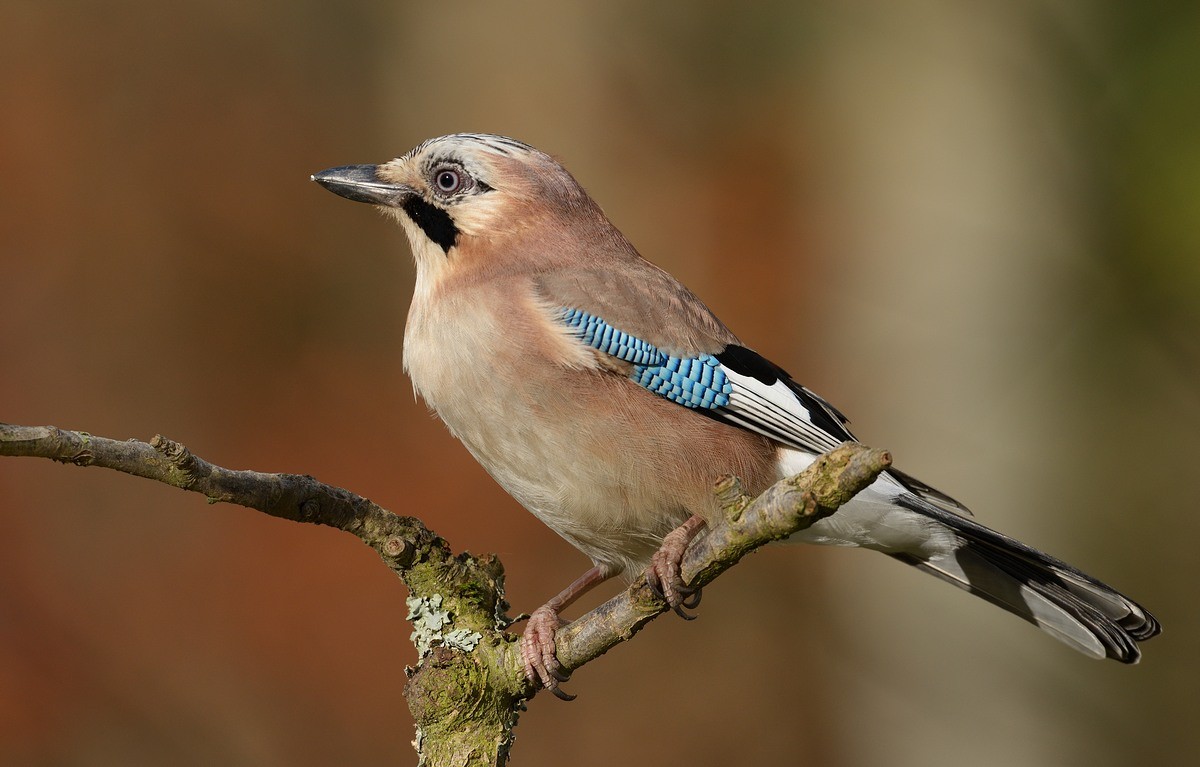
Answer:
[522,605,571,698]
[671,603,698,621]
[645,573,665,601]
[518,565,616,703]
[680,587,703,610]
[551,686,577,702]
[644,514,707,616]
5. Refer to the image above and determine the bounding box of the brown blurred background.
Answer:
[2,1,1197,765]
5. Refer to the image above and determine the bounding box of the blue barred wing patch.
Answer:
[558,307,664,367]
[556,306,856,455]
[558,307,732,409]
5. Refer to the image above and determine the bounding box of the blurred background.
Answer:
[2,1,1197,765]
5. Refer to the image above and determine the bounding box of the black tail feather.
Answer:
[894,493,1160,663]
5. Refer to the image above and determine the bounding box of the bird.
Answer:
[312,133,1159,696]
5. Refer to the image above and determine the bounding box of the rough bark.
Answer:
[0,422,891,766]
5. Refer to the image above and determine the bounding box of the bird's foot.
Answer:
[520,604,575,701]
[644,515,707,620]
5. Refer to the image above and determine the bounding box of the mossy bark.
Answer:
[1,423,890,766]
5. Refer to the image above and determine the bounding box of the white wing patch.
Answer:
[719,368,845,454]
[554,305,853,456]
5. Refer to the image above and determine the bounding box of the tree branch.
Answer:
[554,445,892,670]
[1,422,890,766]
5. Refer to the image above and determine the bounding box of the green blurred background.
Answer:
[2,2,1197,765]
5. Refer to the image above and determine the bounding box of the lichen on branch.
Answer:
[1,422,889,767]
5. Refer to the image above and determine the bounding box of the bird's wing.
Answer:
[536,269,971,514]
[536,267,854,457]
[534,265,739,357]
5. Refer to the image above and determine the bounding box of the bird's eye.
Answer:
[434,168,463,194]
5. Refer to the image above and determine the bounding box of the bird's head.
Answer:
[313,133,604,277]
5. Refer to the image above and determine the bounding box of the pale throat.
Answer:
[395,215,454,301]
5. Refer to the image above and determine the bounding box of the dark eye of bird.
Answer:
[435,168,462,194]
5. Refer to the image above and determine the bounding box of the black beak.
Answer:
[311,165,411,206]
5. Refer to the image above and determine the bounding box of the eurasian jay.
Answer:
[313,133,1158,696]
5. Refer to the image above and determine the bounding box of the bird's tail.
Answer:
[892,500,1160,663]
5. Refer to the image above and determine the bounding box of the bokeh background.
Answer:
[2,2,1197,765]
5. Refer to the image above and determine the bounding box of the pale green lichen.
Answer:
[443,627,483,652]
[407,594,451,656]
[406,594,483,656]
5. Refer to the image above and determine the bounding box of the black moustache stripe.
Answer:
[402,196,459,252]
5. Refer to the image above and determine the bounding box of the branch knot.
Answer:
[151,434,206,487]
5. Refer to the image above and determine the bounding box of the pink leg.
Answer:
[645,515,707,617]
[521,564,613,699]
